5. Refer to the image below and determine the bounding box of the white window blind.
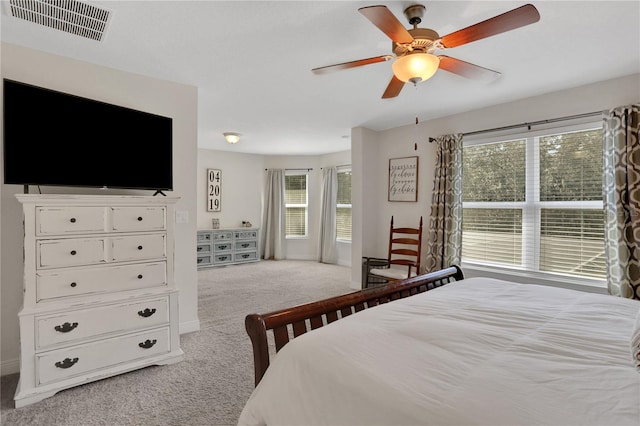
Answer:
[461,125,605,281]
[285,172,308,237]
[336,168,352,241]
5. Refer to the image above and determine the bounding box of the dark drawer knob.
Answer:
[70,250,77,256]
[197,258,203,263]
[70,218,76,223]
[241,243,250,248]
[139,339,157,349]
[70,282,77,288]
[138,308,156,318]
[220,245,228,250]
[54,322,78,333]
[55,357,79,369]
[197,247,202,252]
[137,274,143,279]
[137,216,143,221]
[241,254,250,258]
[137,245,143,250]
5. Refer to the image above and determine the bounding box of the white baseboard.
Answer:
[1,358,19,377]
[179,319,200,334]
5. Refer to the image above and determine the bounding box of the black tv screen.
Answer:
[3,79,173,191]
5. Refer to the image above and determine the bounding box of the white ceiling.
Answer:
[2,1,639,155]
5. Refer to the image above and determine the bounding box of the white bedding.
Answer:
[238,277,640,426]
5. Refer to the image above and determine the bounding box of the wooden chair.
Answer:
[365,216,423,288]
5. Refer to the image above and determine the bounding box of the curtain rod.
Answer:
[264,168,313,171]
[428,110,604,142]
[320,164,351,170]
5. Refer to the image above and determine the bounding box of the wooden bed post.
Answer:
[245,314,270,386]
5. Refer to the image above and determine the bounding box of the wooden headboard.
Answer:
[244,265,464,386]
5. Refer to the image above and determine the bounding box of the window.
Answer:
[336,168,352,241]
[285,172,308,238]
[461,125,605,281]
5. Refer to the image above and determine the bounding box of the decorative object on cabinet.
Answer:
[13,194,184,408]
[207,169,221,212]
[197,228,260,268]
[212,218,220,229]
[388,156,418,202]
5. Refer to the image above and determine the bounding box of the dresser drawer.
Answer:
[196,243,211,254]
[38,238,107,268]
[213,241,232,252]
[36,297,169,348]
[234,251,258,262]
[213,253,233,264]
[36,207,107,236]
[37,327,170,385]
[213,231,233,241]
[36,262,167,301]
[197,232,212,242]
[111,234,166,262]
[111,207,166,232]
[235,240,257,251]
[235,230,258,240]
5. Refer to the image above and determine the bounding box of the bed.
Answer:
[240,266,640,426]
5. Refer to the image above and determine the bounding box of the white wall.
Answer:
[351,73,640,290]
[0,43,200,375]
[197,149,265,230]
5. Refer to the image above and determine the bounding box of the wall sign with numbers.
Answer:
[207,169,221,212]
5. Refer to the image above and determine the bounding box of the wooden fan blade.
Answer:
[312,55,391,75]
[382,75,405,99]
[359,5,414,44]
[440,4,540,48]
[438,55,501,82]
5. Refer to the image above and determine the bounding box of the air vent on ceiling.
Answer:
[7,0,112,42]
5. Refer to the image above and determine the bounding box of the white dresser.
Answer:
[13,194,184,408]
[197,228,260,268]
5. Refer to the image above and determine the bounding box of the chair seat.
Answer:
[369,267,417,280]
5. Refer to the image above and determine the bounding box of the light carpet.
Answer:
[1,260,352,426]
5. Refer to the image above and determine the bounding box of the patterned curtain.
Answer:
[603,104,640,299]
[424,134,463,272]
[318,167,338,264]
[261,169,286,260]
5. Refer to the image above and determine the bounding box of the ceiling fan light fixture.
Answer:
[392,53,440,83]
[223,132,240,144]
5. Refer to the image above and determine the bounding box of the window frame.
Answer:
[336,166,352,243]
[284,170,309,239]
[461,120,606,288]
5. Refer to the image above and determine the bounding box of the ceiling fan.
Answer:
[312,3,540,99]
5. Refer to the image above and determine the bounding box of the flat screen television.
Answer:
[3,79,173,191]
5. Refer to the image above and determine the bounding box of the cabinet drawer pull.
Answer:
[138,308,156,318]
[197,258,203,263]
[137,216,143,221]
[70,250,77,256]
[219,256,228,261]
[197,247,202,252]
[137,274,143,279]
[241,243,250,248]
[70,282,77,288]
[137,245,143,250]
[138,339,157,349]
[219,245,228,250]
[69,217,76,223]
[54,322,78,333]
[55,357,79,369]
[241,254,250,259]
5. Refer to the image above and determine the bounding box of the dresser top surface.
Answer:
[15,194,180,205]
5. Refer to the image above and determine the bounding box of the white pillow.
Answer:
[632,308,640,371]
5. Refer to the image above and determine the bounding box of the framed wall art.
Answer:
[388,156,418,202]
[207,169,221,212]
